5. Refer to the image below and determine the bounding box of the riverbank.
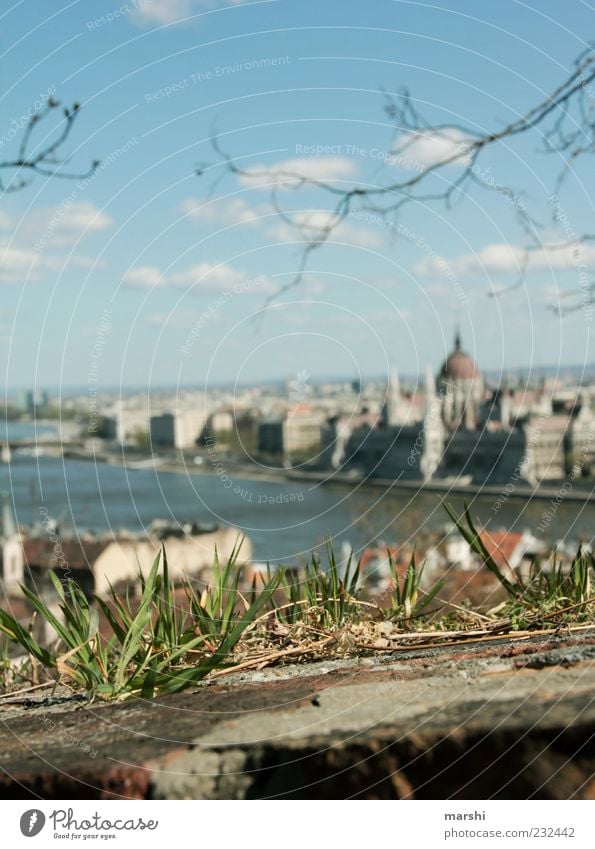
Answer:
[4,450,593,572]
[64,445,595,504]
[285,468,595,503]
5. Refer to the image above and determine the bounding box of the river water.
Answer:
[1,449,593,563]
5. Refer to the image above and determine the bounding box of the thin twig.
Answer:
[0,680,57,702]
[209,634,337,678]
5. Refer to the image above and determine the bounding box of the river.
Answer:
[1,448,593,563]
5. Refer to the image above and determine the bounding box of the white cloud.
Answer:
[239,156,358,190]
[143,309,223,328]
[413,242,595,278]
[36,201,112,240]
[301,275,327,296]
[144,312,177,327]
[391,129,472,170]
[169,261,246,291]
[123,265,164,288]
[0,243,98,285]
[143,313,166,326]
[180,198,381,248]
[130,0,249,27]
[124,260,277,295]
[0,202,113,282]
[53,201,113,235]
[143,305,231,329]
[269,210,384,248]
[131,0,193,25]
[367,276,403,291]
[0,245,54,284]
[17,201,114,250]
[179,196,265,227]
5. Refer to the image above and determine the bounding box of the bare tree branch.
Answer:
[201,48,595,314]
[0,98,99,193]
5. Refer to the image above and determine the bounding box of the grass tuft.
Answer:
[0,505,593,701]
[386,551,444,625]
[0,545,280,701]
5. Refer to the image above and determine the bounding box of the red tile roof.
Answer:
[359,546,402,572]
[478,530,524,570]
[22,538,110,572]
[1,596,35,624]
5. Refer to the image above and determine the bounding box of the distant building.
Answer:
[23,536,104,600]
[114,405,149,444]
[80,524,249,597]
[320,415,354,470]
[437,330,484,430]
[14,522,250,599]
[15,389,49,416]
[149,410,206,450]
[0,497,24,595]
[149,412,176,447]
[208,410,235,433]
[446,527,544,573]
[258,405,324,460]
[324,331,594,486]
[16,390,35,415]
[570,389,595,476]
[258,419,284,456]
[0,517,251,651]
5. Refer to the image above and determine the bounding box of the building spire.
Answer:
[425,364,439,419]
[389,366,401,399]
[454,325,462,351]
[425,364,436,398]
[382,366,402,426]
[1,494,17,539]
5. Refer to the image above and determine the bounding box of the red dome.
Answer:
[439,332,479,380]
[441,350,478,380]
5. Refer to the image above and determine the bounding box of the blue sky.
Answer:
[1,0,593,391]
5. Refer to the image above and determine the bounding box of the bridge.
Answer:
[0,438,85,461]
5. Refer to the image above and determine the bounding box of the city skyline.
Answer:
[5,359,595,396]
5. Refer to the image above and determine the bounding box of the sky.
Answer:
[1,0,593,392]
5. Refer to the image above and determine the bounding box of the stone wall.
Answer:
[1,629,594,799]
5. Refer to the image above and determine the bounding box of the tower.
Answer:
[0,495,24,593]
[437,330,483,430]
[420,366,445,481]
[381,367,403,427]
